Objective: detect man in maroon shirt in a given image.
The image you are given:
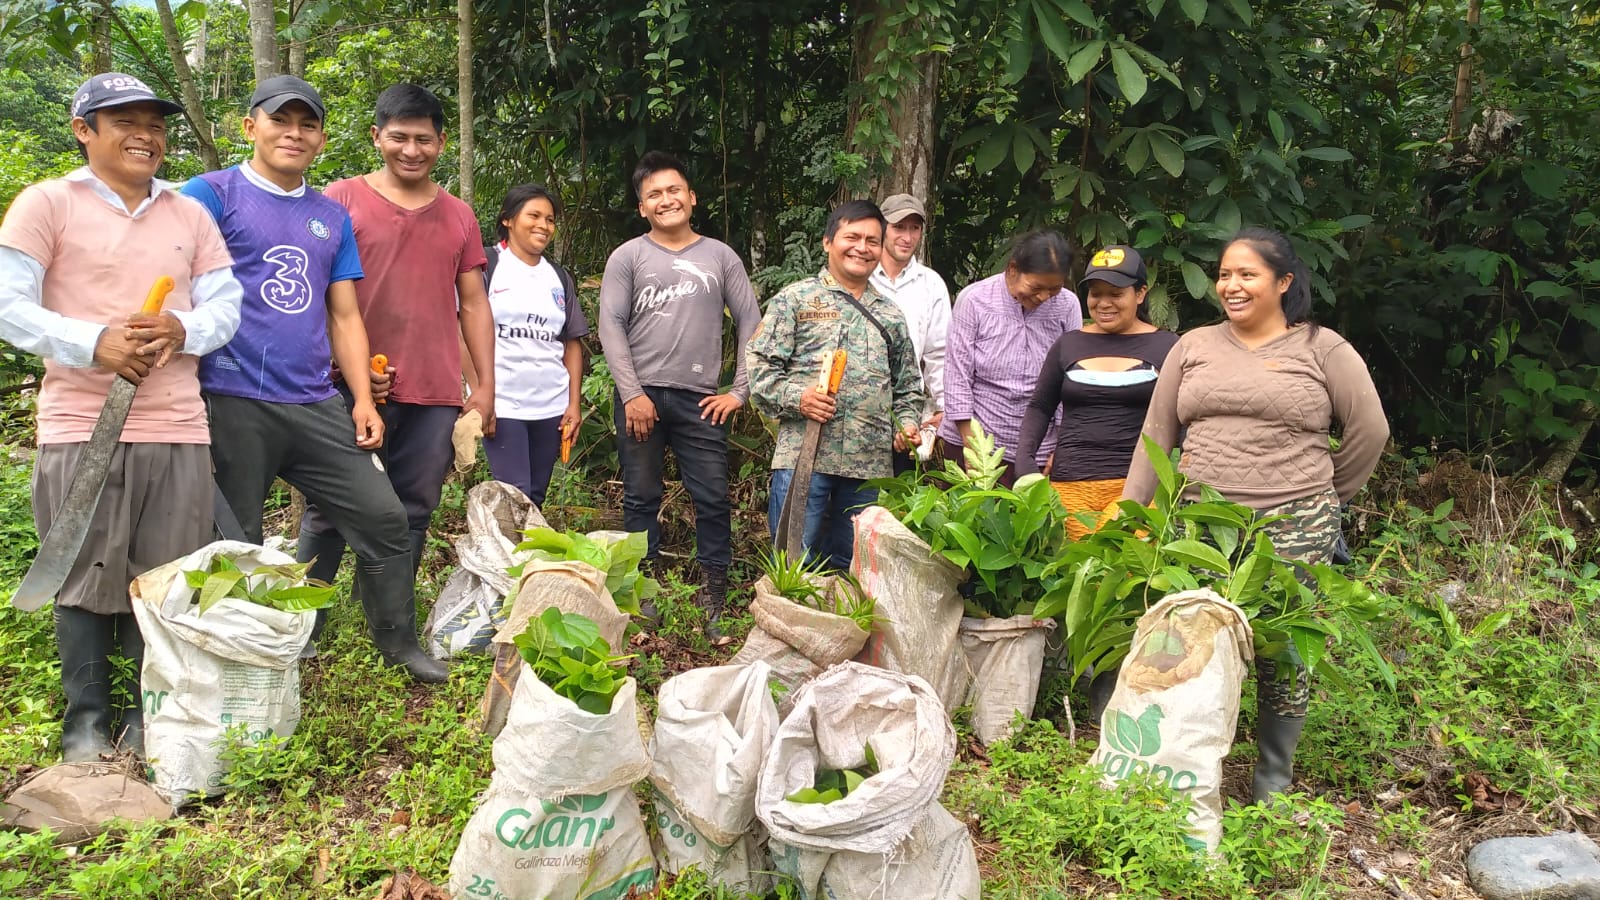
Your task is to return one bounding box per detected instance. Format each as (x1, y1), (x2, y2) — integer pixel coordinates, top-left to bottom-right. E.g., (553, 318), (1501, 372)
(298, 84), (495, 657)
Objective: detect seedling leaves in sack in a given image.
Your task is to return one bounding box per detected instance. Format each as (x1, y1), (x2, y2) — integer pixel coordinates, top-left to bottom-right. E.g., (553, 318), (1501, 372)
(509, 527), (659, 615)
(512, 608), (634, 714)
(181, 556), (336, 615)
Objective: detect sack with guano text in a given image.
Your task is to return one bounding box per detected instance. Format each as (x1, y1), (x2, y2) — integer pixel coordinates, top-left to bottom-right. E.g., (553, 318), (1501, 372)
(1088, 588), (1253, 852)
(648, 662), (780, 893)
(449, 661), (655, 899)
(129, 541), (315, 811)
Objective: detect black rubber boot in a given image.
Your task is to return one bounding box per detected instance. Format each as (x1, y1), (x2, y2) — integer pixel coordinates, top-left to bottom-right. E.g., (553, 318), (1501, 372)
(637, 557), (663, 626)
(355, 553), (449, 683)
(298, 527), (347, 586)
(406, 529), (427, 581)
(299, 608), (330, 660)
(1252, 707), (1307, 803)
(700, 565), (729, 640)
(1088, 669), (1118, 724)
(54, 606), (116, 762)
(112, 613), (145, 757)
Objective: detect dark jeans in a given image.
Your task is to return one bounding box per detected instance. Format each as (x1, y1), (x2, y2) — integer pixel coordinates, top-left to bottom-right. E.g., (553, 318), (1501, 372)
(483, 416), (562, 507)
(615, 386), (731, 569)
(300, 389), (459, 578)
(206, 393), (410, 560)
(767, 468), (877, 571)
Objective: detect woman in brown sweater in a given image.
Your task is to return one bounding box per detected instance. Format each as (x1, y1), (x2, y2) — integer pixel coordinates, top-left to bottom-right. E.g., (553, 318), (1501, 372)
(1123, 227), (1389, 803)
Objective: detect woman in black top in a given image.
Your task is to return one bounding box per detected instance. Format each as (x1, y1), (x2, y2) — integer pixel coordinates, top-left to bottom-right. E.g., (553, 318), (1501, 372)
(1015, 245), (1178, 539)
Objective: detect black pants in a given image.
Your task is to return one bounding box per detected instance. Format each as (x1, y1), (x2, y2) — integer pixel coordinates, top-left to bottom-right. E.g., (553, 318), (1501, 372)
(206, 392), (409, 561)
(298, 390), (458, 569)
(483, 416), (562, 507)
(614, 386), (731, 568)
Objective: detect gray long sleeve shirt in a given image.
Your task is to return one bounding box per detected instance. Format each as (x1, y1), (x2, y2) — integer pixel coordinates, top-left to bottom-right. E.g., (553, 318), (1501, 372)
(597, 234), (762, 403)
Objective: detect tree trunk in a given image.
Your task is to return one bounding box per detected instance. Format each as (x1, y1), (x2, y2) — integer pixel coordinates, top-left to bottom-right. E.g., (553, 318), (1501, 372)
(152, 0), (221, 170)
(456, 0), (475, 207)
(1447, 0), (1482, 142)
(89, 1), (114, 74)
(842, 0), (942, 206)
(247, 0), (279, 84)
(288, 40), (306, 77)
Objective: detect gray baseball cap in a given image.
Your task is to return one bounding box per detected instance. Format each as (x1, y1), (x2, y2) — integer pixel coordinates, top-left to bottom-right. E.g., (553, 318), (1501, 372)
(70, 73), (183, 120)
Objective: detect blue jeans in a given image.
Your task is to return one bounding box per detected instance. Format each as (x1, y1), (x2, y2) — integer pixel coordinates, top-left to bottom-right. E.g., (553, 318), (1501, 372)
(483, 416), (562, 507)
(767, 469), (878, 571)
(615, 386), (731, 568)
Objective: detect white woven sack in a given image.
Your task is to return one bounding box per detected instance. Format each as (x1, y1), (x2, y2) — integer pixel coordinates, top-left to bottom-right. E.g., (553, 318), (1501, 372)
(772, 802), (980, 900)
(1088, 588), (1254, 852)
(128, 541), (314, 810)
(959, 615), (1057, 746)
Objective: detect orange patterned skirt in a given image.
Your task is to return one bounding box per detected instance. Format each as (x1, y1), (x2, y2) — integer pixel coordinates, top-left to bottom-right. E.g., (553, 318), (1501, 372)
(1051, 479), (1126, 540)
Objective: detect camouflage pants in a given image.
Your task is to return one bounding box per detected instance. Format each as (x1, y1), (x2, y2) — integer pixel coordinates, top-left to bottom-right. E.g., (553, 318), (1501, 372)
(1254, 488), (1342, 717)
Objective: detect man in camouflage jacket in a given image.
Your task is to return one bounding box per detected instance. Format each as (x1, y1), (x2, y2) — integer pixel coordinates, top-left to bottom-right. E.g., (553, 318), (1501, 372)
(746, 200), (924, 570)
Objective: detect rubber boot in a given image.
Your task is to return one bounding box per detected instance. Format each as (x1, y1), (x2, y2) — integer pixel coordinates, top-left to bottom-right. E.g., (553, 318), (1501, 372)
(700, 565), (729, 640)
(299, 608), (330, 660)
(637, 557), (663, 626)
(407, 529), (427, 581)
(112, 613), (145, 757)
(1252, 707), (1307, 803)
(1087, 669), (1118, 725)
(354, 553), (449, 683)
(54, 606), (116, 762)
(298, 527), (347, 586)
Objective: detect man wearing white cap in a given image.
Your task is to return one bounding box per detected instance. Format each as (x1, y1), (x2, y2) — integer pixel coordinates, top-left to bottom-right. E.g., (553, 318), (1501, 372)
(870, 193), (950, 474)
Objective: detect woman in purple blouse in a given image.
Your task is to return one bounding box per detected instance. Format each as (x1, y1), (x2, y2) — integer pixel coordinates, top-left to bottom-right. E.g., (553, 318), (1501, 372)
(937, 230), (1082, 486)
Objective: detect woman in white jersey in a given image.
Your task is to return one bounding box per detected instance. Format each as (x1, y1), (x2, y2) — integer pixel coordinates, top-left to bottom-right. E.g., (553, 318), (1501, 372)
(474, 184), (588, 506)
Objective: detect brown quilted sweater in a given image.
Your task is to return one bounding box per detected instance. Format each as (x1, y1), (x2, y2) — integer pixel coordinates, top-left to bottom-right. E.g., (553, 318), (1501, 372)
(1122, 322), (1389, 509)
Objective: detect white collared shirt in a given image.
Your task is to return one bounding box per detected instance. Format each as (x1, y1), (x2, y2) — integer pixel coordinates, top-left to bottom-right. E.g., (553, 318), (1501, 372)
(0, 166), (243, 367)
(871, 255), (951, 457)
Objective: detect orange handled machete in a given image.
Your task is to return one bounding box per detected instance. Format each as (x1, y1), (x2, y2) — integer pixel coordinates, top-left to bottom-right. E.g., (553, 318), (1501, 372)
(774, 349), (848, 561)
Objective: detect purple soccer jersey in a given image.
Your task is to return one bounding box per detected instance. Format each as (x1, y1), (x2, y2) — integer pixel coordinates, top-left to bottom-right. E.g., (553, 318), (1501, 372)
(183, 166), (363, 403)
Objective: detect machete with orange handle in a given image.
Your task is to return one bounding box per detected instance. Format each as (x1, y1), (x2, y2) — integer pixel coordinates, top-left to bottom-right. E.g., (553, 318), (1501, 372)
(370, 354), (389, 404)
(774, 348), (848, 561)
(560, 422), (575, 464)
(13, 276), (176, 611)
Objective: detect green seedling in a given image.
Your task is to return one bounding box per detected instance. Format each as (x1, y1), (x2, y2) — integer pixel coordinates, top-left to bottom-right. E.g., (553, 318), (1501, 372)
(509, 527), (660, 616)
(756, 546), (878, 632)
(181, 557), (336, 615)
(786, 741), (879, 804)
(512, 607), (634, 714)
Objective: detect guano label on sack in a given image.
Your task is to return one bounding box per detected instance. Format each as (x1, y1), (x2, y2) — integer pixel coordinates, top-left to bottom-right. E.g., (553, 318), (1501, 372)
(1094, 702), (1200, 793)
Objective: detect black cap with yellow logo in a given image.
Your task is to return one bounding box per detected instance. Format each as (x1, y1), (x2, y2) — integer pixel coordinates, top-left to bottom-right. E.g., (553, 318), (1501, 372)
(1079, 245), (1147, 294)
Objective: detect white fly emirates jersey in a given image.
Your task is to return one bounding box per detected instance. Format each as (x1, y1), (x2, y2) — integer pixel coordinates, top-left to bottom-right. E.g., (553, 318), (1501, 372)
(487, 246), (590, 420)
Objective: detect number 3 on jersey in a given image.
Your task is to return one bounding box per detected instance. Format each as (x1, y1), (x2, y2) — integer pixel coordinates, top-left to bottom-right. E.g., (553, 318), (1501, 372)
(261, 244), (313, 314)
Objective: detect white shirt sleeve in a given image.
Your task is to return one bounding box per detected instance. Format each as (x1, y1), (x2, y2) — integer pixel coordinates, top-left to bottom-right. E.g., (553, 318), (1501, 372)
(922, 274), (952, 411)
(167, 266), (244, 357)
(0, 246), (107, 368)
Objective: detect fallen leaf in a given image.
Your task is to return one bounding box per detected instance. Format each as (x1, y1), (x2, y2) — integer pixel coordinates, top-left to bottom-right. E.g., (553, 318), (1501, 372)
(389, 810), (411, 826)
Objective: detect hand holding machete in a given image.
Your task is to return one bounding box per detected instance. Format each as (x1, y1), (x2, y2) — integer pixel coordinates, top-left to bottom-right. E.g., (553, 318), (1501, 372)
(13, 275), (177, 612)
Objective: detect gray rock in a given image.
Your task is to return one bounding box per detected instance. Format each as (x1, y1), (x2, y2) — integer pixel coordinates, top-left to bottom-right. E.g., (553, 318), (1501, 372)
(1467, 832), (1600, 900)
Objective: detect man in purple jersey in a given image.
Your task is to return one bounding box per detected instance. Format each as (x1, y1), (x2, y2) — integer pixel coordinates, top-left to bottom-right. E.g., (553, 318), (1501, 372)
(181, 76), (447, 683)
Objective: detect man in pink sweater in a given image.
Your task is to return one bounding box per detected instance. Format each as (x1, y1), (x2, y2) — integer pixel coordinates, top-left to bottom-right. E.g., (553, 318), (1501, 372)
(0, 74), (242, 760)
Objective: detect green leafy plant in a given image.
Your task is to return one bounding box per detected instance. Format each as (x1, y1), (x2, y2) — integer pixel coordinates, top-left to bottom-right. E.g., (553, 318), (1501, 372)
(512, 608), (633, 714)
(871, 422), (1069, 618)
(509, 527), (660, 615)
(181, 557), (337, 615)
(755, 546), (877, 632)
(1031, 437), (1391, 692)
(784, 741), (879, 804)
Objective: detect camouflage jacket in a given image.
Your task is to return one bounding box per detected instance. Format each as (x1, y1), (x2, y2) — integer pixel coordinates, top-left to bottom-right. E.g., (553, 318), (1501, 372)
(746, 270), (925, 480)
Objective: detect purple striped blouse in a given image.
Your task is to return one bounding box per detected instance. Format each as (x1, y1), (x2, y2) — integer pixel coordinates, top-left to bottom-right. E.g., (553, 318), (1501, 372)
(937, 271), (1082, 465)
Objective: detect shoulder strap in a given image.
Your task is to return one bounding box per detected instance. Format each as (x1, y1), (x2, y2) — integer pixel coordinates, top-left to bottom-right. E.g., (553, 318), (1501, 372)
(547, 257), (578, 305)
(482, 244), (498, 290)
(838, 291), (892, 350)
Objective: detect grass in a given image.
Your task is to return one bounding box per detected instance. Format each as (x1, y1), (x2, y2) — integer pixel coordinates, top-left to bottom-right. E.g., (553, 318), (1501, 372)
(2, 447), (1598, 897)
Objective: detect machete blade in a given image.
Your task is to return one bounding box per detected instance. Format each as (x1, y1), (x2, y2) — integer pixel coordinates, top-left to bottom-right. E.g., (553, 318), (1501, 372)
(11, 377), (138, 611)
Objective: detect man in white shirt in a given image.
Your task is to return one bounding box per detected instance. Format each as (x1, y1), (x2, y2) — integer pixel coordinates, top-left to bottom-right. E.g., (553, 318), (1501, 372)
(869, 193), (950, 474)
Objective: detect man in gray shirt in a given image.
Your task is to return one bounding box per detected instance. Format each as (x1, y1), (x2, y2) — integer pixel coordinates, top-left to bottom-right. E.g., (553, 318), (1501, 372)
(598, 151), (760, 634)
